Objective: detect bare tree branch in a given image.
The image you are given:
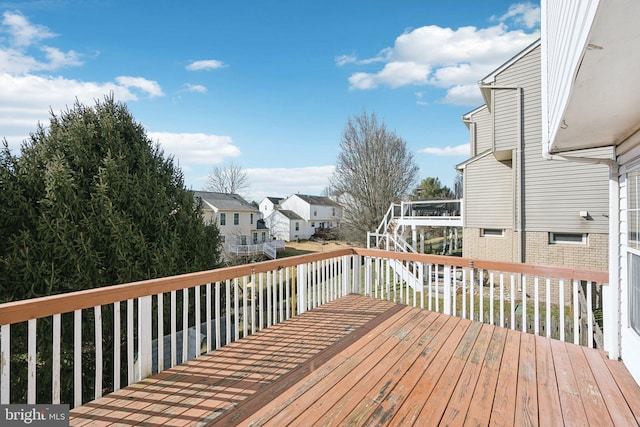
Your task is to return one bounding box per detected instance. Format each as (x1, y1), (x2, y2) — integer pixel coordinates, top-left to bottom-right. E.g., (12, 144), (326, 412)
(205, 161), (248, 194)
(329, 110), (419, 243)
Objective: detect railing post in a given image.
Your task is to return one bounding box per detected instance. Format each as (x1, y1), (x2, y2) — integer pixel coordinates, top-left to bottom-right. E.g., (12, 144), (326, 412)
(138, 295), (153, 381)
(444, 266), (451, 315)
(297, 263), (306, 314)
(364, 257), (371, 296)
(1, 324), (9, 404)
(342, 255), (349, 296)
(354, 255), (361, 294)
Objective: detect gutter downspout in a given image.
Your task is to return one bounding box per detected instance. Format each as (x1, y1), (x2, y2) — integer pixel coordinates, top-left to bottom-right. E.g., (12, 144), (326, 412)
(479, 85), (524, 264)
(544, 153), (620, 359)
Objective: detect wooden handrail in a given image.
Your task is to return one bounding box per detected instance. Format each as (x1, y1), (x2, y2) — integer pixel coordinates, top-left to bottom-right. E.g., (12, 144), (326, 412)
(354, 248), (609, 283)
(0, 247), (608, 326)
(0, 249), (353, 326)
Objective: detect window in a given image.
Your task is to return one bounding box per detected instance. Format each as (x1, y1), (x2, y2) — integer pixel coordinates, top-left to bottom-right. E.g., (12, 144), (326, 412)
(313, 209), (317, 217)
(311, 222), (315, 228)
(628, 168), (640, 334)
(253, 233), (258, 244)
(220, 235), (226, 243)
(234, 213), (239, 225)
(220, 213), (226, 226)
(332, 207), (335, 216)
(481, 228), (504, 237)
(261, 232), (266, 242)
(295, 222), (300, 231)
(251, 213), (254, 224)
(549, 232), (587, 244)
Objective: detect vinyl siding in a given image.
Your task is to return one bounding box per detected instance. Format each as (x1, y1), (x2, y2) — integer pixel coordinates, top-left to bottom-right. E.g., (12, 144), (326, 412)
(493, 46), (540, 153)
(472, 107), (492, 154)
(493, 89), (519, 152)
(543, 1), (600, 146)
(524, 145), (611, 233)
(491, 44), (609, 234)
(464, 154), (513, 229)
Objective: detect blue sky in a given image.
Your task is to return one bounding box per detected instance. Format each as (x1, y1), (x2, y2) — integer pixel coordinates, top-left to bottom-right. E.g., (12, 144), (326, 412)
(0, 1), (540, 202)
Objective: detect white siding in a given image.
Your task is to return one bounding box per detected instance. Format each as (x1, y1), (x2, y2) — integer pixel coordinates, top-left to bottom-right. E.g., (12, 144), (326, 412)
(542, 0), (600, 148)
(266, 211), (292, 241)
(619, 146), (640, 385)
(280, 196), (311, 220)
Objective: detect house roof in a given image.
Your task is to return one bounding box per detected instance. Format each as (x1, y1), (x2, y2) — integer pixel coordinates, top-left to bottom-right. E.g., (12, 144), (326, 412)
(455, 149), (493, 171)
(266, 197), (284, 205)
(461, 104), (488, 129)
(293, 194), (341, 207)
(276, 210), (304, 220)
(194, 191), (257, 212)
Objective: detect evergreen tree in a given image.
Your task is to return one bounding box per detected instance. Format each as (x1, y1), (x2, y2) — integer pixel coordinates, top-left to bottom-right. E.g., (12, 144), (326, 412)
(0, 96), (221, 403)
(411, 177), (454, 200)
(0, 96), (220, 300)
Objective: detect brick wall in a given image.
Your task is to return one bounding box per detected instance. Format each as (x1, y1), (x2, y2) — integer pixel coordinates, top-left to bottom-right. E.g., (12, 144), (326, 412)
(463, 229), (607, 304)
(462, 227), (516, 262)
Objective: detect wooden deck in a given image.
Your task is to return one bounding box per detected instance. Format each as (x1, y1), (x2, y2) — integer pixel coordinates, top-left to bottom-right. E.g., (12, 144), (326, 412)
(70, 294), (640, 426)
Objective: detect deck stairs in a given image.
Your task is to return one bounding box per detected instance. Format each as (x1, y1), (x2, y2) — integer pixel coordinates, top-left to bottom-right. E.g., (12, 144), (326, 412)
(367, 199), (463, 293)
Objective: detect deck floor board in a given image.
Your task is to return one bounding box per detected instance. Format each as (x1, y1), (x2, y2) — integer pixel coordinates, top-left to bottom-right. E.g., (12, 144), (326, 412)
(68, 294), (640, 426)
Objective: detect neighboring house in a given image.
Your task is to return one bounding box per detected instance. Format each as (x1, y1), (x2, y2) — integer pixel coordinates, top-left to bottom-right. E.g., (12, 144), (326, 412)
(258, 196), (284, 219)
(266, 209), (305, 242)
(279, 194), (342, 240)
(540, 0), (640, 383)
(194, 191), (268, 249)
(458, 39), (611, 281)
(263, 194), (343, 241)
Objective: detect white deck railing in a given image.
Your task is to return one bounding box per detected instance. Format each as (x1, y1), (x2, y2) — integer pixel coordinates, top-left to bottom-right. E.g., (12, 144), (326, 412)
(0, 248), (607, 407)
(227, 240), (285, 259)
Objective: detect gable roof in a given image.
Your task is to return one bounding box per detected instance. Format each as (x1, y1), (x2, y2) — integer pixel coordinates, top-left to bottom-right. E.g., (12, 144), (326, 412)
(275, 210), (304, 221)
(266, 197), (284, 204)
(479, 39), (541, 107)
(461, 104), (489, 128)
(194, 191), (257, 212)
(479, 39), (541, 85)
(455, 149), (493, 171)
(293, 194), (341, 207)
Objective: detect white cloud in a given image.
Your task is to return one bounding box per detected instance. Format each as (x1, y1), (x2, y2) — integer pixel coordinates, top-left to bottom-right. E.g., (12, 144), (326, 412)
(350, 61), (431, 90)
(245, 166), (335, 202)
(340, 3), (539, 105)
(0, 11), (82, 72)
(115, 76), (164, 97)
(183, 83), (207, 93)
(148, 131), (240, 165)
(1, 11), (55, 47)
(441, 84), (484, 106)
(335, 54), (357, 67)
(0, 73), (165, 149)
(493, 3), (540, 29)
(419, 144), (469, 157)
(186, 59), (227, 71)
